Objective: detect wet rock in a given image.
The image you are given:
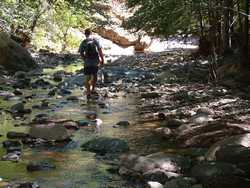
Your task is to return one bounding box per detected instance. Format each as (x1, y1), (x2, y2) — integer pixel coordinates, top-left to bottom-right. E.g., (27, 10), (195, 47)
(62, 121), (79, 130)
(10, 102), (31, 115)
(191, 162), (245, 184)
(10, 102), (25, 113)
(21, 137), (48, 147)
(141, 92), (160, 99)
(175, 121), (250, 148)
(215, 145), (250, 164)
(143, 169), (181, 184)
(14, 71), (26, 79)
(7, 132), (29, 139)
(154, 127), (173, 138)
(191, 184), (203, 188)
(77, 120), (90, 127)
(13, 78), (31, 89)
(32, 113), (50, 124)
(158, 113), (166, 120)
(48, 88), (57, 96)
(29, 123), (71, 141)
(27, 161), (56, 172)
(1, 153), (20, 162)
(120, 152), (191, 180)
(160, 118), (183, 129)
(146, 152), (191, 173)
(53, 71), (64, 82)
(59, 88), (72, 95)
(164, 177), (196, 188)
(190, 113), (211, 124)
(32, 100), (49, 109)
(31, 78), (51, 89)
(147, 181), (164, 188)
(98, 101), (107, 108)
(205, 133), (250, 161)
(16, 182), (39, 188)
(0, 91), (15, 99)
(13, 89), (23, 96)
(3, 140), (22, 148)
(116, 121), (130, 127)
(196, 108), (213, 116)
(81, 137), (129, 155)
(67, 96), (79, 101)
(3, 140), (22, 154)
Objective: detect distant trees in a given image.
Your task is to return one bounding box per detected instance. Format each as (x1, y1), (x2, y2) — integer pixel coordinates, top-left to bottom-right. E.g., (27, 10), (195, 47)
(0, 0), (94, 51)
(124, 0), (250, 67)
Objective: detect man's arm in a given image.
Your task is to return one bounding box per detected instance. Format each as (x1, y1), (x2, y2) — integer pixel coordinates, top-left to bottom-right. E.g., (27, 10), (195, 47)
(94, 39), (104, 65)
(78, 41), (85, 59)
(98, 48), (104, 65)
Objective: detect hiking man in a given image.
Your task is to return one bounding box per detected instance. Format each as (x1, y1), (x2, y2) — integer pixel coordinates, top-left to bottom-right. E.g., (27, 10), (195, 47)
(79, 28), (104, 99)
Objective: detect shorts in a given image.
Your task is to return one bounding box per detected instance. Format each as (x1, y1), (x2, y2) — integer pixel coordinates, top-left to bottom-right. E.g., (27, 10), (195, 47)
(84, 66), (98, 75)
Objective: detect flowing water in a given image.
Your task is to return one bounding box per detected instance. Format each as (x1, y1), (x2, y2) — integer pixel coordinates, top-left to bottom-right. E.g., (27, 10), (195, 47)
(0, 62), (166, 188)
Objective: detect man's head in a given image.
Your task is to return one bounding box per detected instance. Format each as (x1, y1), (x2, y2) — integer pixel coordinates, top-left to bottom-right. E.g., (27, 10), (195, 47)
(84, 28), (91, 37)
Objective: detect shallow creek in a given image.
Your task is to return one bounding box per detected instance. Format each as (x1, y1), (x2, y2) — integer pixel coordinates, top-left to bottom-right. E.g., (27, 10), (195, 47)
(0, 62), (169, 188)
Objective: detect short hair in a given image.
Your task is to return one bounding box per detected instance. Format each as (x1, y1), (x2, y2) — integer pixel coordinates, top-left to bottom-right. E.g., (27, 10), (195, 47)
(85, 28), (91, 36)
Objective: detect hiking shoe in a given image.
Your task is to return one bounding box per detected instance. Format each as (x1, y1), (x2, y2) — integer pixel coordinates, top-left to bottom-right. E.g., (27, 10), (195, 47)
(87, 94), (91, 100)
(91, 90), (99, 95)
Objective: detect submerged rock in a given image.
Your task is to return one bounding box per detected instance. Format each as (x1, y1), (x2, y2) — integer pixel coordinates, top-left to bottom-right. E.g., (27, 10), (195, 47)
(29, 123), (71, 141)
(81, 137), (129, 155)
(1, 153), (20, 162)
(191, 161), (245, 184)
(27, 161), (56, 172)
(115, 121), (130, 127)
(164, 177), (196, 188)
(119, 152), (191, 183)
(205, 133), (250, 161)
(7, 132), (29, 139)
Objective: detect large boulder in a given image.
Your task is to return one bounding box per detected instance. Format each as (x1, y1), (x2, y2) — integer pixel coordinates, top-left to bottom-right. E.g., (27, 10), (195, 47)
(191, 162), (250, 188)
(119, 152), (191, 183)
(175, 121), (250, 148)
(205, 133), (250, 161)
(81, 137), (129, 155)
(0, 32), (37, 73)
(29, 123), (71, 141)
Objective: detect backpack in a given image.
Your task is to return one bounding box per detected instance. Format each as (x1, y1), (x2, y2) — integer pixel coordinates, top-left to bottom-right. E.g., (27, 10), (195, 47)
(84, 39), (99, 58)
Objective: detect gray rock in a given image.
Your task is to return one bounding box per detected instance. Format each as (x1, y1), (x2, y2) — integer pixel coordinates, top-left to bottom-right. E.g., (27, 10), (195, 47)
(81, 137), (129, 155)
(0, 32), (37, 73)
(1, 153), (20, 162)
(10, 102), (25, 113)
(205, 133), (250, 161)
(7, 132), (28, 139)
(119, 152), (191, 181)
(27, 161), (56, 172)
(164, 177), (196, 188)
(29, 123), (71, 141)
(116, 121), (130, 127)
(143, 169), (181, 184)
(141, 92), (160, 99)
(191, 162), (245, 183)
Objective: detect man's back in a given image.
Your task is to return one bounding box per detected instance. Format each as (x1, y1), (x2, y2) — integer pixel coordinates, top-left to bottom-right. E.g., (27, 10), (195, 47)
(79, 37), (101, 67)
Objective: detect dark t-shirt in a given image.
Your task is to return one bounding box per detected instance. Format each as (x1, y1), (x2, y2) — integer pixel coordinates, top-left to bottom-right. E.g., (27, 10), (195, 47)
(78, 37), (101, 67)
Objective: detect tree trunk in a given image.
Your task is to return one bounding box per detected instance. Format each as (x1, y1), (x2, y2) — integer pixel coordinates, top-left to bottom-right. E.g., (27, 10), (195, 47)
(223, 0), (231, 54)
(242, 0), (249, 67)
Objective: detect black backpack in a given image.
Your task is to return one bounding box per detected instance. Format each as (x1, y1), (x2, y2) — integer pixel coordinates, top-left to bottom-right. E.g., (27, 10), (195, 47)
(84, 39), (99, 58)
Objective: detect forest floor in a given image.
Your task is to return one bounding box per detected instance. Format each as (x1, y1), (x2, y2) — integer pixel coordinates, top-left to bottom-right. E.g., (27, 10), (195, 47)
(1, 50), (250, 188)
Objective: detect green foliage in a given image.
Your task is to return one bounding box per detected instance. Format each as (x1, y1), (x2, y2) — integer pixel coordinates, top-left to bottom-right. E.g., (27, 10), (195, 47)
(124, 0), (197, 37)
(0, 0), (96, 51)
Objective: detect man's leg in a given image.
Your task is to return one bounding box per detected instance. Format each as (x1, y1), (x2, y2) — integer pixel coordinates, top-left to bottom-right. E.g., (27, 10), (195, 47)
(91, 74), (97, 93)
(90, 66), (98, 93)
(85, 75), (91, 96)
